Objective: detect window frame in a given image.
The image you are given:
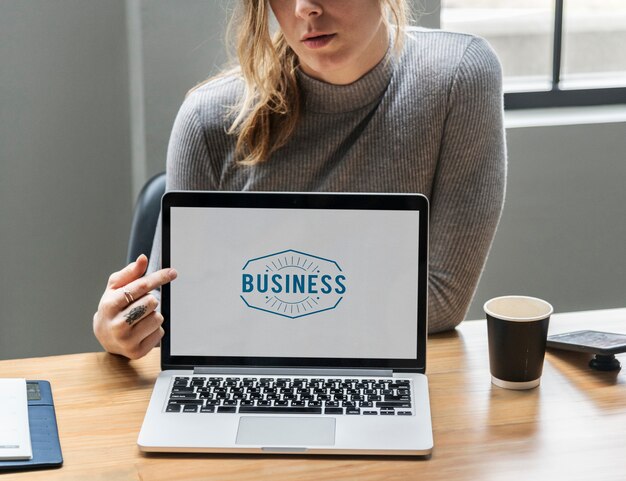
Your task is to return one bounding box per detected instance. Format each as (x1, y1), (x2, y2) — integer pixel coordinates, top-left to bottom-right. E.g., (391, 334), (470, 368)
(438, 0), (626, 110)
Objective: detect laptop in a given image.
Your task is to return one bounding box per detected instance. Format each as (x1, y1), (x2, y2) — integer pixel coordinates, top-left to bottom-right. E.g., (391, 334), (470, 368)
(138, 191), (433, 456)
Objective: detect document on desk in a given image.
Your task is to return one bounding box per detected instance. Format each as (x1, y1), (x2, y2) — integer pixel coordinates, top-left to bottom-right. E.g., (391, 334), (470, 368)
(0, 379), (32, 460)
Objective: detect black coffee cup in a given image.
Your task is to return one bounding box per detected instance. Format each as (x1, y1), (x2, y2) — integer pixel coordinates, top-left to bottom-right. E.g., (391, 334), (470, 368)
(484, 296), (553, 390)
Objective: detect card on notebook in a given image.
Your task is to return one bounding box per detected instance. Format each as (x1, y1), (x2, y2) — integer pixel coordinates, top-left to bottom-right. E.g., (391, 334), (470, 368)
(0, 378), (32, 461)
(0, 381), (63, 472)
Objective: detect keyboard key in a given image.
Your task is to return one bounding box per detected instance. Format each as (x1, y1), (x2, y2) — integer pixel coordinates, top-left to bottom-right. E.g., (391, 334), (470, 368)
(390, 381), (410, 389)
(200, 406), (215, 413)
(383, 395), (411, 402)
(217, 406), (237, 413)
(346, 409), (360, 415)
(168, 399), (203, 405)
(183, 405), (198, 413)
(380, 410), (395, 415)
(376, 401), (412, 409)
(166, 404), (181, 413)
(169, 393), (198, 400)
(324, 407), (343, 415)
(363, 411), (378, 415)
(171, 387), (194, 393)
(239, 406), (322, 414)
(397, 411), (412, 416)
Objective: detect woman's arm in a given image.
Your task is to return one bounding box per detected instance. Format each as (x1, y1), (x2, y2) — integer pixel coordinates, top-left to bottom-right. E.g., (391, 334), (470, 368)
(146, 92), (218, 282)
(428, 37), (507, 333)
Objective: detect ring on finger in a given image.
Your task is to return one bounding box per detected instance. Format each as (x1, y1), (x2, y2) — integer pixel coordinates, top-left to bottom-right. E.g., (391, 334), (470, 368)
(123, 289), (135, 305)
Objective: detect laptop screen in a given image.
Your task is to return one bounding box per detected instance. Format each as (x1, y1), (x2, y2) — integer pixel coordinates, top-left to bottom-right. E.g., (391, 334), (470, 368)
(161, 192), (428, 372)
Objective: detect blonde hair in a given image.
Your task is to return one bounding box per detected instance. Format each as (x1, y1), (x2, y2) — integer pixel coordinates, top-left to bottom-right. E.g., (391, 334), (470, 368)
(193, 0), (410, 166)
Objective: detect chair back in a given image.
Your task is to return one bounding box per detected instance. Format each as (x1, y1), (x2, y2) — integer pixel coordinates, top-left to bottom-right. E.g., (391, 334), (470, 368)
(127, 172), (166, 264)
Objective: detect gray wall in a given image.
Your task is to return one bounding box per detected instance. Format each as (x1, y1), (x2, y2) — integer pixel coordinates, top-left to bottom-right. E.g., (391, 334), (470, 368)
(131, 0), (231, 190)
(0, 1), (624, 360)
(467, 122), (626, 320)
(0, 1), (132, 360)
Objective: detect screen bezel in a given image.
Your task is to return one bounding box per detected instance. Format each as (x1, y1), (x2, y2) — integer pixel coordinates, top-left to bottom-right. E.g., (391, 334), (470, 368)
(160, 191), (428, 373)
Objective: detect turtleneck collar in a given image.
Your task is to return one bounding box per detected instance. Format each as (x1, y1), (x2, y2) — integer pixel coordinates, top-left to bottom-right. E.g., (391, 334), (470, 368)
(296, 40), (396, 114)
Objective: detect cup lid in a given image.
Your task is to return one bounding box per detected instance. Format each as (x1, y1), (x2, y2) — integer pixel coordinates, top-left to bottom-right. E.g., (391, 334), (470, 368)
(484, 295), (553, 322)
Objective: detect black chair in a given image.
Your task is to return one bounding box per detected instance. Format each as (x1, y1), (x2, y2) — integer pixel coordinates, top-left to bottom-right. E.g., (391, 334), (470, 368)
(127, 172), (166, 264)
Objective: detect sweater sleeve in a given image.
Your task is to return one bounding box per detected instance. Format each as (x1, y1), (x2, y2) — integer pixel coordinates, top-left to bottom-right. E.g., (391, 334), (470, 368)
(146, 93), (217, 284)
(427, 37), (507, 333)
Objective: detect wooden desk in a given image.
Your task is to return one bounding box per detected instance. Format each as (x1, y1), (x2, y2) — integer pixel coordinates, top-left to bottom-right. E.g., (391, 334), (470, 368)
(1, 308), (625, 481)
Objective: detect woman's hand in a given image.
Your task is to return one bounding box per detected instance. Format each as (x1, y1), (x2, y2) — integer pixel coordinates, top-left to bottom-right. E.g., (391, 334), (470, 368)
(93, 254), (178, 360)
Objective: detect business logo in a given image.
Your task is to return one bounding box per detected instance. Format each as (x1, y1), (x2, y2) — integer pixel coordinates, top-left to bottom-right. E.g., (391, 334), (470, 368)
(240, 249), (346, 319)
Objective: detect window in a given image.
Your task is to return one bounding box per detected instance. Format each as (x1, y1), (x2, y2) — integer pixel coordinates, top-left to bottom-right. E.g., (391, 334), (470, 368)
(440, 0), (626, 109)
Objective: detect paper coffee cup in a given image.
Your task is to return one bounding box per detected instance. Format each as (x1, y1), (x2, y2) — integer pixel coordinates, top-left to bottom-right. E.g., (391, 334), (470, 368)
(484, 296), (553, 390)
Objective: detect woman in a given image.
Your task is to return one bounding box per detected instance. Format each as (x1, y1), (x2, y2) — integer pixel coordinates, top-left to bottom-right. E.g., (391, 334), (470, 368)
(94, 0), (506, 359)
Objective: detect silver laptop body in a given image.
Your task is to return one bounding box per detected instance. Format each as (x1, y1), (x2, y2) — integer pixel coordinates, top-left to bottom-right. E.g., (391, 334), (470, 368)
(138, 191), (433, 456)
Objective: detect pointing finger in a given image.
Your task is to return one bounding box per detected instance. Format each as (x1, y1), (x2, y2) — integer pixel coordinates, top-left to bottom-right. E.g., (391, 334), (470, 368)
(107, 254), (149, 290)
(115, 267), (177, 310)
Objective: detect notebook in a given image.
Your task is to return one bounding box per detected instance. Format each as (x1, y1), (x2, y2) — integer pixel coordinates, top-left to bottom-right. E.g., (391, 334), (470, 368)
(138, 191), (433, 455)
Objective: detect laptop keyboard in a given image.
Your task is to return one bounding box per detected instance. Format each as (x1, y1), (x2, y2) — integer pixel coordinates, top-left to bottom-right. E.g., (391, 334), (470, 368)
(165, 376), (413, 416)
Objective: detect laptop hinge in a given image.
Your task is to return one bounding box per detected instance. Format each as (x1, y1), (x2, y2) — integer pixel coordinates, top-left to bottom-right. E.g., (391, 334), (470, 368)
(193, 367), (394, 377)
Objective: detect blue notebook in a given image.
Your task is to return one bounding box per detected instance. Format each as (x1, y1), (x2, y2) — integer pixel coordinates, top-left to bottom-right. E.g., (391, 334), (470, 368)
(0, 381), (63, 471)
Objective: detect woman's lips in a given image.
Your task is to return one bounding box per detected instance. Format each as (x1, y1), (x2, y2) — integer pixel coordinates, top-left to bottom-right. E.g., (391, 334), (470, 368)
(302, 33), (336, 49)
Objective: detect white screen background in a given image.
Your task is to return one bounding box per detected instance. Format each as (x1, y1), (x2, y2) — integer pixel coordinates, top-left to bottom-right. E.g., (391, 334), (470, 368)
(169, 206), (419, 359)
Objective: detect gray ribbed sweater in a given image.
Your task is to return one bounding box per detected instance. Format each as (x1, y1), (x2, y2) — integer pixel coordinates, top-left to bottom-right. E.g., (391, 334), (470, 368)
(149, 27), (507, 334)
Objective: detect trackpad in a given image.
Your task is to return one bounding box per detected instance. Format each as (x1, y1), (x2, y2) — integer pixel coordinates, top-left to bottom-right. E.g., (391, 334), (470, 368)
(236, 417), (336, 446)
